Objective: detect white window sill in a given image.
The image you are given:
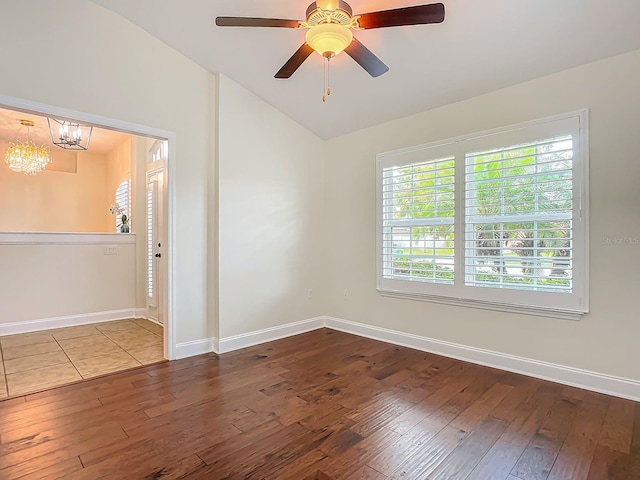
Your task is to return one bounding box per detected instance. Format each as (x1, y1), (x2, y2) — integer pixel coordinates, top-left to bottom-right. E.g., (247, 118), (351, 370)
(0, 232), (136, 245)
(377, 288), (585, 321)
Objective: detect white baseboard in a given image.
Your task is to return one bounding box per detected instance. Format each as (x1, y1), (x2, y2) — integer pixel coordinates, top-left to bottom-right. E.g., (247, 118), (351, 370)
(9, 307), (636, 401)
(217, 317), (325, 354)
(324, 316), (640, 402)
(144, 317), (165, 327)
(134, 308), (148, 319)
(175, 337), (219, 359)
(0, 309), (141, 336)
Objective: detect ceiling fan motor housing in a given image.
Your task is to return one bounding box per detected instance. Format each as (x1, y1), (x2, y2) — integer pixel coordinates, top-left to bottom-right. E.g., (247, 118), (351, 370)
(305, 1), (353, 24)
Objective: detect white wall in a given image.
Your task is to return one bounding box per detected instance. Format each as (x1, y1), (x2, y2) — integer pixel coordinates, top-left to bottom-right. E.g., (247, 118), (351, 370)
(0, 0), (214, 344)
(324, 49), (640, 381)
(0, 242), (135, 325)
(217, 75), (326, 338)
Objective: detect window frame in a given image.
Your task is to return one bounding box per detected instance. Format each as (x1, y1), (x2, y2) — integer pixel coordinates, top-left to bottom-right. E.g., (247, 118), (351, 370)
(376, 110), (589, 320)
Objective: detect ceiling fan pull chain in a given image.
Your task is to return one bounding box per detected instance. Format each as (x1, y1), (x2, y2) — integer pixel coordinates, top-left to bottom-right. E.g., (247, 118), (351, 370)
(323, 56), (327, 102)
(322, 56), (332, 102)
(327, 57), (332, 96)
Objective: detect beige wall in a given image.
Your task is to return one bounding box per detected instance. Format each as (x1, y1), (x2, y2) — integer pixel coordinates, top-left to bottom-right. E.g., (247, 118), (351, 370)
(0, 140), (111, 233)
(217, 75), (326, 338)
(324, 49), (640, 381)
(0, 242), (136, 324)
(105, 137), (133, 231)
(0, 0), (214, 343)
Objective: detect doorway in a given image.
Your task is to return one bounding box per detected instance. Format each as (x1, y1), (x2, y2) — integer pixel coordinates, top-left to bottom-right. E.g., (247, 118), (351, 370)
(146, 142), (167, 328)
(0, 94), (175, 398)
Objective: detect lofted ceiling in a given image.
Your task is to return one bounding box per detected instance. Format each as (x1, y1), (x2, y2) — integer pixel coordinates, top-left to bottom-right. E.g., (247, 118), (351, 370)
(88, 0), (640, 139)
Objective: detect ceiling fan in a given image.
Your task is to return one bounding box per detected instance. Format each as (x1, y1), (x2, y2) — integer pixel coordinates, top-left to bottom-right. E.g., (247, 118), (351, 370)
(216, 1), (445, 97)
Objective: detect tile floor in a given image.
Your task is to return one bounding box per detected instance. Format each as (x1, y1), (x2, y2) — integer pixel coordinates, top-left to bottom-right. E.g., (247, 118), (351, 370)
(0, 319), (164, 398)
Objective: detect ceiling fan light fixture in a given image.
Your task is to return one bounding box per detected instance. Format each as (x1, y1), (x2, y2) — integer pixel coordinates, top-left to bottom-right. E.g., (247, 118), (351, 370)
(305, 23), (353, 57)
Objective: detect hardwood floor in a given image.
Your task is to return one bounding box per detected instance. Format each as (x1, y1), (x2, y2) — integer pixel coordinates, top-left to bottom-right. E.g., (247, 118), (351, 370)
(0, 328), (637, 479)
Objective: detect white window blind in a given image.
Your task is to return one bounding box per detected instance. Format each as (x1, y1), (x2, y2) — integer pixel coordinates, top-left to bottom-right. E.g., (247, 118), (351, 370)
(376, 110), (588, 319)
(465, 136), (574, 293)
(115, 177), (131, 232)
(147, 183), (155, 301)
(382, 157), (455, 284)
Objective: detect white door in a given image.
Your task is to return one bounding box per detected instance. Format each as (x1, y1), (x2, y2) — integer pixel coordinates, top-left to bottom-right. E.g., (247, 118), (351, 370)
(146, 169), (165, 325)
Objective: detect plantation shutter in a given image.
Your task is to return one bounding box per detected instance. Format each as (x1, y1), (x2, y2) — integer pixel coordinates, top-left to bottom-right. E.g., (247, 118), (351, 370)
(464, 136), (574, 293)
(381, 156), (455, 284)
(147, 181), (156, 303)
(115, 177), (131, 232)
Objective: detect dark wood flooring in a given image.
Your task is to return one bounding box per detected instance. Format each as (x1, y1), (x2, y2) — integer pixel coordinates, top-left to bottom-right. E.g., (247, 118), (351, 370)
(0, 328), (638, 479)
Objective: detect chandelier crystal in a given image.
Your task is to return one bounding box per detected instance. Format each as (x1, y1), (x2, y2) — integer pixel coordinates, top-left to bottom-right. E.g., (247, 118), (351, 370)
(4, 120), (51, 175)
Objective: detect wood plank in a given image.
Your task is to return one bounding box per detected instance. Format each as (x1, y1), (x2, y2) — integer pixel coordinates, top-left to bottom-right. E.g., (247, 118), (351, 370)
(449, 382), (513, 432)
(387, 425), (467, 479)
(385, 363), (478, 435)
(347, 393), (416, 436)
(348, 464), (387, 479)
(586, 445), (634, 480)
(11, 455), (83, 480)
(365, 414), (451, 475)
(70, 453), (205, 480)
(258, 448), (328, 480)
(631, 403), (640, 455)
(547, 393), (609, 480)
(427, 416), (508, 479)
(466, 383), (562, 480)
(511, 394), (582, 480)
(0, 423), (128, 469)
(599, 397), (636, 454)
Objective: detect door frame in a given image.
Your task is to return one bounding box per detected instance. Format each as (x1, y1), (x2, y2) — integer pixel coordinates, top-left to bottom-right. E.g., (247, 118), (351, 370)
(0, 93), (178, 360)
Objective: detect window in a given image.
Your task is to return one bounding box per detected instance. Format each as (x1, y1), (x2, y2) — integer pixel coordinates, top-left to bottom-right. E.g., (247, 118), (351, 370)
(377, 111), (588, 319)
(114, 177), (131, 232)
(381, 156), (455, 285)
(149, 140), (168, 164)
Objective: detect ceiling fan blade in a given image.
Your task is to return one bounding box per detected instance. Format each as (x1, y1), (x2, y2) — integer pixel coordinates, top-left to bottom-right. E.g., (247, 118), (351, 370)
(344, 38), (389, 77)
(215, 17), (300, 28)
(357, 3), (445, 29)
(275, 43), (315, 78)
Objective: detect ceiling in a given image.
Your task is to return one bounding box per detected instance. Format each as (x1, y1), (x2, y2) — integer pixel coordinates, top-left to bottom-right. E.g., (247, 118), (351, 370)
(88, 0), (640, 139)
(0, 107), (131, 155)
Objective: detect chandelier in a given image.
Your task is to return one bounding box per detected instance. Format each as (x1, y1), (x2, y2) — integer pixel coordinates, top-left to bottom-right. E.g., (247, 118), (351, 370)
(4, 120), (51, 175)
(47, 118), (92, 150)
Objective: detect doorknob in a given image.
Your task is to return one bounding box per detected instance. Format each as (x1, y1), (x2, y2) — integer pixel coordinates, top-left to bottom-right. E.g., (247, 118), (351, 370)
(155, 253), (161, 258)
